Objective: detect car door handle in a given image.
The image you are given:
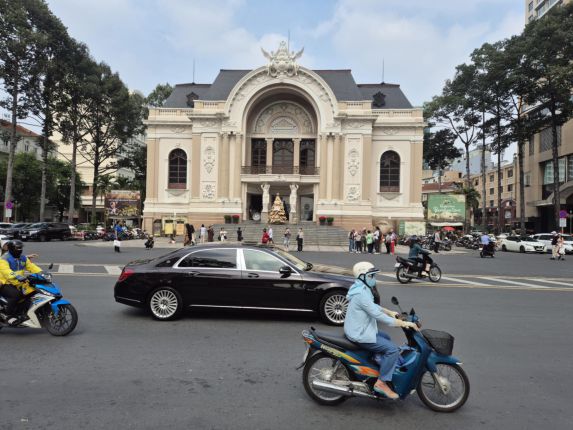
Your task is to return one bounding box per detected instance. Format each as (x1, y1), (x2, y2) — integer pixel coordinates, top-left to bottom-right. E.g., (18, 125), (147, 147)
(185, 271), (199, 277)
(247, 273), (259, 278)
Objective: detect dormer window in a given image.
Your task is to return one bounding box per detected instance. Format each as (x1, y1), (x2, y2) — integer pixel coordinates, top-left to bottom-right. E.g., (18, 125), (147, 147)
(186, 92), (199, 108)
(372, 91), (386, 108)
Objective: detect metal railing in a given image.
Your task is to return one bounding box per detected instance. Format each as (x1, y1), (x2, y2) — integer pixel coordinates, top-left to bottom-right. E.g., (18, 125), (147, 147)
(241, 166), (320, 175)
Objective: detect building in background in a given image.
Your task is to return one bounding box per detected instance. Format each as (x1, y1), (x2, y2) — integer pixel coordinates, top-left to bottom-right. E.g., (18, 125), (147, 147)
(451, 147), (495, 177)
(0, 119), (44, 161)
(143, 42), (425, 233)
(522, 0), (573, 232)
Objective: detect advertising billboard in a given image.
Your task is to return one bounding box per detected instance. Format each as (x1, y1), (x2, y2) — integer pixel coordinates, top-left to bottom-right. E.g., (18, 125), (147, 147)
(427, 194), (466, 222)
(105, 190), (141, 218)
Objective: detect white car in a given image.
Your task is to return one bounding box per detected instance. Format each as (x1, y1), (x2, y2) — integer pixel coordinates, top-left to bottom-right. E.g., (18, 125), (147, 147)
(0, 234), (9, 248)
(500, 235), (546, 253)
(532, 233), (573, 255)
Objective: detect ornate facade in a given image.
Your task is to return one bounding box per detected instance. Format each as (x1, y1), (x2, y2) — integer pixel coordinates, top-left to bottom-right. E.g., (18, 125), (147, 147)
(144, 43), (425, 232)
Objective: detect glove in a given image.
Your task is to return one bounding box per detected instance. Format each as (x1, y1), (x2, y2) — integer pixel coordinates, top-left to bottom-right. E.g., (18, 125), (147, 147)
(397, 320), (419, 331)
(15, 275), (26, 282)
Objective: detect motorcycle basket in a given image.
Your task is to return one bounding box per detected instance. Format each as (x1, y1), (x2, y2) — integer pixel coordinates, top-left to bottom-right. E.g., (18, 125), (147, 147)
(422, 329), (454, 356)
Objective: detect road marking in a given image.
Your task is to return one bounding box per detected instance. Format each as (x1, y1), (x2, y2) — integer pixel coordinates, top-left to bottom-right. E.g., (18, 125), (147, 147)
(57, 264), (74, 274)
(441, 276), (494, 286)
(477, 277), (552, 289)
(104, 265), (122, 275)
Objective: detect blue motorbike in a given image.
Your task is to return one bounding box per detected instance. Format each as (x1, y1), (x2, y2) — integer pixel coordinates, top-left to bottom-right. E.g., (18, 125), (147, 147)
(0, 265), (78, 336)
(299, 296), (469, 412)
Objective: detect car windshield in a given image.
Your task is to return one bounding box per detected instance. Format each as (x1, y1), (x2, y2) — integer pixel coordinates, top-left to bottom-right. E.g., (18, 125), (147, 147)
(28, 223), (45, 228)
(520, 236), (537, 242)
(273, 249), (310, 271)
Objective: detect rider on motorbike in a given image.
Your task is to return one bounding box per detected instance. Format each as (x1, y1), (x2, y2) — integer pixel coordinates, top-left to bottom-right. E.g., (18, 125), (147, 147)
(0, 240), (42, 326)
(344, 262), (419, 399)
(408, 235), (431, 276)
(480, 233), (494, 253)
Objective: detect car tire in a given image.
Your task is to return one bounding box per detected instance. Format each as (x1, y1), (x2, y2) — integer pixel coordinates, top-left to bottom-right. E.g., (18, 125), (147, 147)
(148, 287), (183, 321)
(319, 290), (348, 326)
(501, 245), (507, 252)
(519, 246), (525, 253)
(39, 234), (48, 242)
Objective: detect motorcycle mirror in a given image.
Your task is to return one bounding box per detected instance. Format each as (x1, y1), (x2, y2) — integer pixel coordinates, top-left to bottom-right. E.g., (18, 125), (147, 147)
(391, 296), (399, 305)
(48, 263), (54, 270)
(410, 307), (416, 315)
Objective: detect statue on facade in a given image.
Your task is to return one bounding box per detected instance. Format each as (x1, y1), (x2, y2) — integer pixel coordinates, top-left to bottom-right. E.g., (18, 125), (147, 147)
(269, 194), (288, 224)
(261, 41), (304, 78)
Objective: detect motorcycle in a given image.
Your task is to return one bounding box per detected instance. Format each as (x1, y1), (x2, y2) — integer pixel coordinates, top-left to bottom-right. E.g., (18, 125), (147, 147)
(394, 254), (442, 283)
(479, 242), (496, 258)
(299, 296), (469, 412)
(0, 265), (78, 336)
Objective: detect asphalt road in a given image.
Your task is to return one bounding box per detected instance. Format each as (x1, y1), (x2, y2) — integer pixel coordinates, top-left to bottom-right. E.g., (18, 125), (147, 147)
(1, 241), (572, 429)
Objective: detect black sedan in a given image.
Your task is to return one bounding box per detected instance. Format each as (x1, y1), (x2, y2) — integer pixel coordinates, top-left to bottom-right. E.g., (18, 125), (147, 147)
(114, 244), (355, 325)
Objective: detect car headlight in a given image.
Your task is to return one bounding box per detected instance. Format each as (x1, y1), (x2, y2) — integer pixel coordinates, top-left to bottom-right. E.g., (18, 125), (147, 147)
(29, 230), (38, 234)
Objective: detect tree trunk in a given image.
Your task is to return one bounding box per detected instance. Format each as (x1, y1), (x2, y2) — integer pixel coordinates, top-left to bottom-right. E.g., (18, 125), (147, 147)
(68, 138), (78, 223)
(438, 168), (442, 193)
(4, 72), (19, 222)
(496, 117), (503, 234)
(517, 137), (526, 234)
(551, 115), (560, 231)
(91, 160), (99, 224)
(464, 143), (471, 233)
(481, 110), (487, 232)
(39, 135), (48, 221)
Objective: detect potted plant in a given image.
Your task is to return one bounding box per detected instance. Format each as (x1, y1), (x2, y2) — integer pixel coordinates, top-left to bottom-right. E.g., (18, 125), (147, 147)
(326, 217), (334, 226)
(319, 216), (326, 225)
(224, 215), (232, 224)
(232, 214), (240, 224)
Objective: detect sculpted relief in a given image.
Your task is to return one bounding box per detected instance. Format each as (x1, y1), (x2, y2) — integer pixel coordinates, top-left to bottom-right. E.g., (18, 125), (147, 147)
(253, 102), (313, 135)
(347, 149), (360, 177)
(203, 146), (216, 173)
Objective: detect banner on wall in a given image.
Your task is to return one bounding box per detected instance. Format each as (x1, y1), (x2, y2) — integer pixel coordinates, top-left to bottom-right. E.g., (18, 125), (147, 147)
(105, 190), (141, 218)
(427, 194), (466, 222)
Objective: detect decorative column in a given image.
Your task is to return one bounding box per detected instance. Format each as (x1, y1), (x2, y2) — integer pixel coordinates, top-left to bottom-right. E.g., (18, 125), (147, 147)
(293, 138), (301, 172)
(228, 132), (236, 198)
(289, 184), (299, 224)
(265, 138), (273, 173)
(261, 183), (270, 223)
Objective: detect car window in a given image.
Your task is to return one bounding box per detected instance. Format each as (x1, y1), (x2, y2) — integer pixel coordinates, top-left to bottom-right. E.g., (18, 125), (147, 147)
(243, 249), (285, 272)
(561, 235), (573, 241)
(179, 249), (237, 268)
(507, 237), (516, 241)
(521, 236), (537, 242)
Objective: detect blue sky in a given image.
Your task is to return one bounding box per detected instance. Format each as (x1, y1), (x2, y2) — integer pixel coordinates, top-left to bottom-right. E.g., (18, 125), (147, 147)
(45, 0), (524, 106)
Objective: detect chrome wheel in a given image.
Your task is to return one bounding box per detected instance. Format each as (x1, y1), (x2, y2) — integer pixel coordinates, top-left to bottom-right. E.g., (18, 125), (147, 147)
(149, 288), (181, 320)
(321, 293), (348, 325)
(303, 353), (350, 405)
(396, 266), (411, 284)
(417, 363), (469, 412)
(429, 266), (442, 283)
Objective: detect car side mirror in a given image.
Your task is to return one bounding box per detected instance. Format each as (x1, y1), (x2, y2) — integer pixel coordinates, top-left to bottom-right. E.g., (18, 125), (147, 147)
(279, 266), (292, 276)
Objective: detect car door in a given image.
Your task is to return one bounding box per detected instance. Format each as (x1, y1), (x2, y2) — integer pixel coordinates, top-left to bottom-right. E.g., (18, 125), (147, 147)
(238, 248), (307, 309)
(505, 236), (518, 251)
(171, 248), (242, 307)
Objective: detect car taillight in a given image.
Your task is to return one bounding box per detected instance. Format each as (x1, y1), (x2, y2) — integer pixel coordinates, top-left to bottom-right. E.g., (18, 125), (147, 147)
(118, 267), (134, 282)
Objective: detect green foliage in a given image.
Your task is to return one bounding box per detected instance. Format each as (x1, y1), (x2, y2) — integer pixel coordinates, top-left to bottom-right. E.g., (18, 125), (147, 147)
(423, 128), (461, 172)
(145, 83), (173, 108)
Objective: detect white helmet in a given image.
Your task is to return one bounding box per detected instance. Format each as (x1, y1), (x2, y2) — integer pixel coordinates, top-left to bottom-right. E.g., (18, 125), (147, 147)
(353, 261), (379, 279)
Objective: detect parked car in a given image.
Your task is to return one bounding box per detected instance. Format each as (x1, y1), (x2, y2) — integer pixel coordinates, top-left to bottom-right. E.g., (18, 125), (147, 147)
(0, 222), (13, 235)
(499, 235), (546, 253)
(0, 234), (9, 247)
(531, 233), (573, 254)
(5, 223), (32, 239)
(20, 222), (72, 242)
(114, 244), (356, 325)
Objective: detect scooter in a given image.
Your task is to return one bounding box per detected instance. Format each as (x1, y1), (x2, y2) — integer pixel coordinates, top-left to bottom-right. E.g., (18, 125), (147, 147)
(479, 242), (496, 258)
(394, 254), (442, 283)
(0, 265), (78, 336)
(299, 296), (469, 412)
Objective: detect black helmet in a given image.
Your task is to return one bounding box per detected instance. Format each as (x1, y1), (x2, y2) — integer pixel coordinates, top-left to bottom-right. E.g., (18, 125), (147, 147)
(7, 240), (24, 258)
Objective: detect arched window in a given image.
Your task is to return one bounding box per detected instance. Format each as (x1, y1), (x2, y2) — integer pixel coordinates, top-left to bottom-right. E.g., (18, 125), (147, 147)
(168, 149), (187, 189)
(379, 151), (400, 192)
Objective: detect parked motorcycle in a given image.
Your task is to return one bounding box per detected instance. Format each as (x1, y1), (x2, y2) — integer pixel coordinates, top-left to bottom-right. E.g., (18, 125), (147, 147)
(299, 296), (469, 412)
(0, 265), (78, 336)
(394, 255), (442, 283)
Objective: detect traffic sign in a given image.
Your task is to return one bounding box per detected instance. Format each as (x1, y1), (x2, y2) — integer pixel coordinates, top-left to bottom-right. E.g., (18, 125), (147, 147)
(4, 208), (12, 218)
(5, 201), (13, 209)
(559, 218), (567, 228)
(559, 210), (568, 218)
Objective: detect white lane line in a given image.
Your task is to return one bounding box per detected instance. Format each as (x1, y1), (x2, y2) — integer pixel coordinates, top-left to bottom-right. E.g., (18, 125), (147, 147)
(536, 279), (573, 287)
(477, 277), (552, 289)
(104, 265), (122, 275)
(57, 264), (74, 274)
(441, 276), (494, 286)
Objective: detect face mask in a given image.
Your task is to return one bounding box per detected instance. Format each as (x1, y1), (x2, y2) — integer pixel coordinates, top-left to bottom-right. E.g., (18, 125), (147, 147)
(366, 274), (377, 288)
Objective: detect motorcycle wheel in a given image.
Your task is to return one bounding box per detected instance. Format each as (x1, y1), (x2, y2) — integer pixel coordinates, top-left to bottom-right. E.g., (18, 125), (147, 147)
(302, 352), (349, 406)
(45, 304), (78, 336)
(396, 266), (412, 284)
(479, 251), (484, 258)
(428, 266), (442, 283)
(417, 363), (470, 412)
(444, 244), (451, 251)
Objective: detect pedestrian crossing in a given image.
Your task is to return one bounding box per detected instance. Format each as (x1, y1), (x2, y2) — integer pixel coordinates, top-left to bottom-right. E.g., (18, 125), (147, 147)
(379, 272), (573, 292)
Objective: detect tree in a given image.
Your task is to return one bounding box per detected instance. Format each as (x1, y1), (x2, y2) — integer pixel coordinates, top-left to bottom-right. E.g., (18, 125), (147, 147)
(520, 3), (573, 230)
(145, 83), (173, 108)
(423, 125), (461, 193)
(0, 0), (45, 220)
(46, 157), (82, 221)
(0, 152), (41, 220)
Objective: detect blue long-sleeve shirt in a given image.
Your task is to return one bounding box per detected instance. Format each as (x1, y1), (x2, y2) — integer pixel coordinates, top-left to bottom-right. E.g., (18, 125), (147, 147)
(408, 243), (425, 259)
(344, 281), (399, 344)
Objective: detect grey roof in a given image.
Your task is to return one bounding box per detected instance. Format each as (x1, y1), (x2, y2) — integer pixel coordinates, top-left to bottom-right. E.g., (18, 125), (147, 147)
(164, 69), (413, 108)
(357, 84), (413, 109)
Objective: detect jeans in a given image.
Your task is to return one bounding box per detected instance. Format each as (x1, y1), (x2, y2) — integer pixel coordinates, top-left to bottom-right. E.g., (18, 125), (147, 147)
(357, 331), (400, 381)
(348, 239), (354, 252)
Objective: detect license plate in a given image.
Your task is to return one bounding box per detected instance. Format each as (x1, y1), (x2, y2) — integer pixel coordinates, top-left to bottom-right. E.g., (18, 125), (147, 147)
(394, 263), (401, 268)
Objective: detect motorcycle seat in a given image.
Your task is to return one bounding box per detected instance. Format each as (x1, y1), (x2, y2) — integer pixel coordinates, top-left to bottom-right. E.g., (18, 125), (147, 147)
(313, 329), (363, 351)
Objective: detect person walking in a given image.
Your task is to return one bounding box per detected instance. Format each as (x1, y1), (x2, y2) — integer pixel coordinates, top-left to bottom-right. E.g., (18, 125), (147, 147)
(361, 228), (367, 254)
(219, 227), (227, 242)
(374, 227), (381, 254)
(366, 230), (374, 254)
(189, 224), (196, 245)
(348, 229), (356, 253)
(207, 225), (215, 242)
(433, 229), (442, 253)
(385, 230), (393, 254)
(114, 237), (121, 253)
(200, 224), (207, 243)
(390, 230), (397, 256)
(268, 226), (274, 244)
(237, 227), (243, 242)
(557, 234), (566, 261)
(355, 230), (362, 253)
(261, 228), (270, 244)
(550, 231), (559, 260)
(183, 223), (191, 246)
(283, 228), (291, 251)
(296, 228), (304, 252)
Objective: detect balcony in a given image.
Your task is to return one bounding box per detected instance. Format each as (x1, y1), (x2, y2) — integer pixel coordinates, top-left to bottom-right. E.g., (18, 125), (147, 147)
(241, 166), (320, 175)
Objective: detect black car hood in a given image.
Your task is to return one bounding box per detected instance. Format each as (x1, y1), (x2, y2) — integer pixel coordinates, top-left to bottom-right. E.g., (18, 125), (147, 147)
(306, 263), (354, 283)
